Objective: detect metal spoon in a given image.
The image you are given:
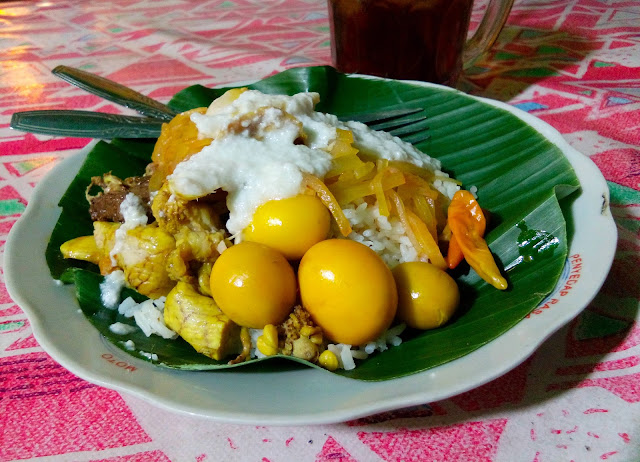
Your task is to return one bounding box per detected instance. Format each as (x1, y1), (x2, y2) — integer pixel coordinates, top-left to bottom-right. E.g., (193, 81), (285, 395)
(52, 65), (177, 121)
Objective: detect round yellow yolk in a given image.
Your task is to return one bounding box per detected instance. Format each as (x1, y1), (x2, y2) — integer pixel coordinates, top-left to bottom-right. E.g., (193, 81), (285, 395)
(210, 241), (296, 328)
(392, 261), (460, 330)
(298, 239), (398, 345)
(243, 194), (331, 260)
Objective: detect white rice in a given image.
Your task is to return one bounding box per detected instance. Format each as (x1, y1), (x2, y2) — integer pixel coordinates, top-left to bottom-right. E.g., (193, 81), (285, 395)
(118, 296), (144, 317)
(432, 177), (460, 201)
(361, 323), (406, 354)
(342, 201), (417, 268)
(139, 351), (158, 361)
(121, 340), (136, 351)
(328, 323), (406, 370)
(328, 344), (356, 370)
(109, 322), (137, 335)
(249, 328), (266, 359)
(216, 240), (228, 254)
(116, 296), (177, 340)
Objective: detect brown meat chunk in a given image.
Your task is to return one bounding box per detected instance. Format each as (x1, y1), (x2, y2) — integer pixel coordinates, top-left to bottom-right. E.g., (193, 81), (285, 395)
(86, 173), (153, 223)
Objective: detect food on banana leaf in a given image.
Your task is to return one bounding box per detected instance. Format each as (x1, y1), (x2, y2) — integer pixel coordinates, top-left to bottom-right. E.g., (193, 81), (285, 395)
(164, 281), (242, 361)
(60, 88), (507, 371)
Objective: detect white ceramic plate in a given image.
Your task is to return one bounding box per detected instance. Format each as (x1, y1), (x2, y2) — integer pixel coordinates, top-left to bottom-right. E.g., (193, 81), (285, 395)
(5, 85), (616, 425)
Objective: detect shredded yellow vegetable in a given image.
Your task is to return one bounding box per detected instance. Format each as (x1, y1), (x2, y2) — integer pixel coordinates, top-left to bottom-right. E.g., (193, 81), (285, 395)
(329, 167), (405, 206)
(406, 210), (447, 270)
(411, 194), (438, 241)
(303, 173), (353, 236)
(325, 153), (373, 179)
(321, 136), (456, 267)
(330, 128), (359, 158)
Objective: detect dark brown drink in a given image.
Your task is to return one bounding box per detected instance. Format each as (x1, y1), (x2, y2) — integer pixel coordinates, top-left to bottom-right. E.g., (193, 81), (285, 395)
(328, 0), (475, 85)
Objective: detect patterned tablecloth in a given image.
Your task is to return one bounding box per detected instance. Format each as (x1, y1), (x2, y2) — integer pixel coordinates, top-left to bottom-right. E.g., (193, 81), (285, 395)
(1, 0), (638, 460)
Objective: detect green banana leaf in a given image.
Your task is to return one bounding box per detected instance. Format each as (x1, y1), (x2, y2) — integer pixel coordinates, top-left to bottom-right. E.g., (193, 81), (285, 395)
(45, 66), (580, 381)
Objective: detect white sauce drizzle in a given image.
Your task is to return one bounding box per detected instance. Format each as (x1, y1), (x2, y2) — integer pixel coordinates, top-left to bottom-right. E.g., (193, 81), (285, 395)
(109, 193), (148, 266)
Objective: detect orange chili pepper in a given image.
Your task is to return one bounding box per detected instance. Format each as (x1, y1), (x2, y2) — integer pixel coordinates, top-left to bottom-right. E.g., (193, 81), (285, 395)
(446, 235), (464, 269)
(446, 193), (486, 269)
(447, 190), (507, 290)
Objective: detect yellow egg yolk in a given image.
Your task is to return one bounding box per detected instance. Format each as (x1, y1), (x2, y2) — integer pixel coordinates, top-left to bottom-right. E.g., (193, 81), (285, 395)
(210, 241), (296, 328)
(242, 194), (331, 260)
(298, 239), (397, 345)
(392, 261), (460, 330)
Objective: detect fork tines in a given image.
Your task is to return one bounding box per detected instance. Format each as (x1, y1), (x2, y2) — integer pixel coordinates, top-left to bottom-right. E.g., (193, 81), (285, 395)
(339, 107), (424, 125)
(338, 107), (429, 145)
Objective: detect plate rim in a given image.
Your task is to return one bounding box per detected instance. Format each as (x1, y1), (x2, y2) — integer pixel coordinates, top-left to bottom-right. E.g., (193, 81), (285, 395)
(4, 75), (617, 425)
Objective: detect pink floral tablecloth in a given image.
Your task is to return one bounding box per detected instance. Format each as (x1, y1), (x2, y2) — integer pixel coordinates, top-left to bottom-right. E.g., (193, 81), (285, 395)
(1, 0), (639, 460)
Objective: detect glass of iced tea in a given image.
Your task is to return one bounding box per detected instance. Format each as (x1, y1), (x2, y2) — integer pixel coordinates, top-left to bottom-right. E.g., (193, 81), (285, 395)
(328, 0), (514, 86)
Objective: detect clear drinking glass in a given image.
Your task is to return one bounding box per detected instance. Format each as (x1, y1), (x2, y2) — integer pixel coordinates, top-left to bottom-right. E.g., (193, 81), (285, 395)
(328, 0), (515, 86)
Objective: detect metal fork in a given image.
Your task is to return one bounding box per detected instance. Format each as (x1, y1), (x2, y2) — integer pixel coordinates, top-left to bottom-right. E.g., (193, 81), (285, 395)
(11, 66), (429, 143)
(339, 108), (430, 145)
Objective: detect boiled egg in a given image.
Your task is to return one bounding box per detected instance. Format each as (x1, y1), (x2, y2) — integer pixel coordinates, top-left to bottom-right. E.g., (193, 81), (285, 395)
(298, 239), (397, 345)
(210, 241), (296, 328)
(392, 261), (460, 330)
(243, 194), (330, 260)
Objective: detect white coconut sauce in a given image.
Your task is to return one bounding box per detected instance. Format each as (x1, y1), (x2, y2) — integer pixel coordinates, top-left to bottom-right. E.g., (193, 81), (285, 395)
(100, 269), (126, 308)
(109, 193), (148, 265)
